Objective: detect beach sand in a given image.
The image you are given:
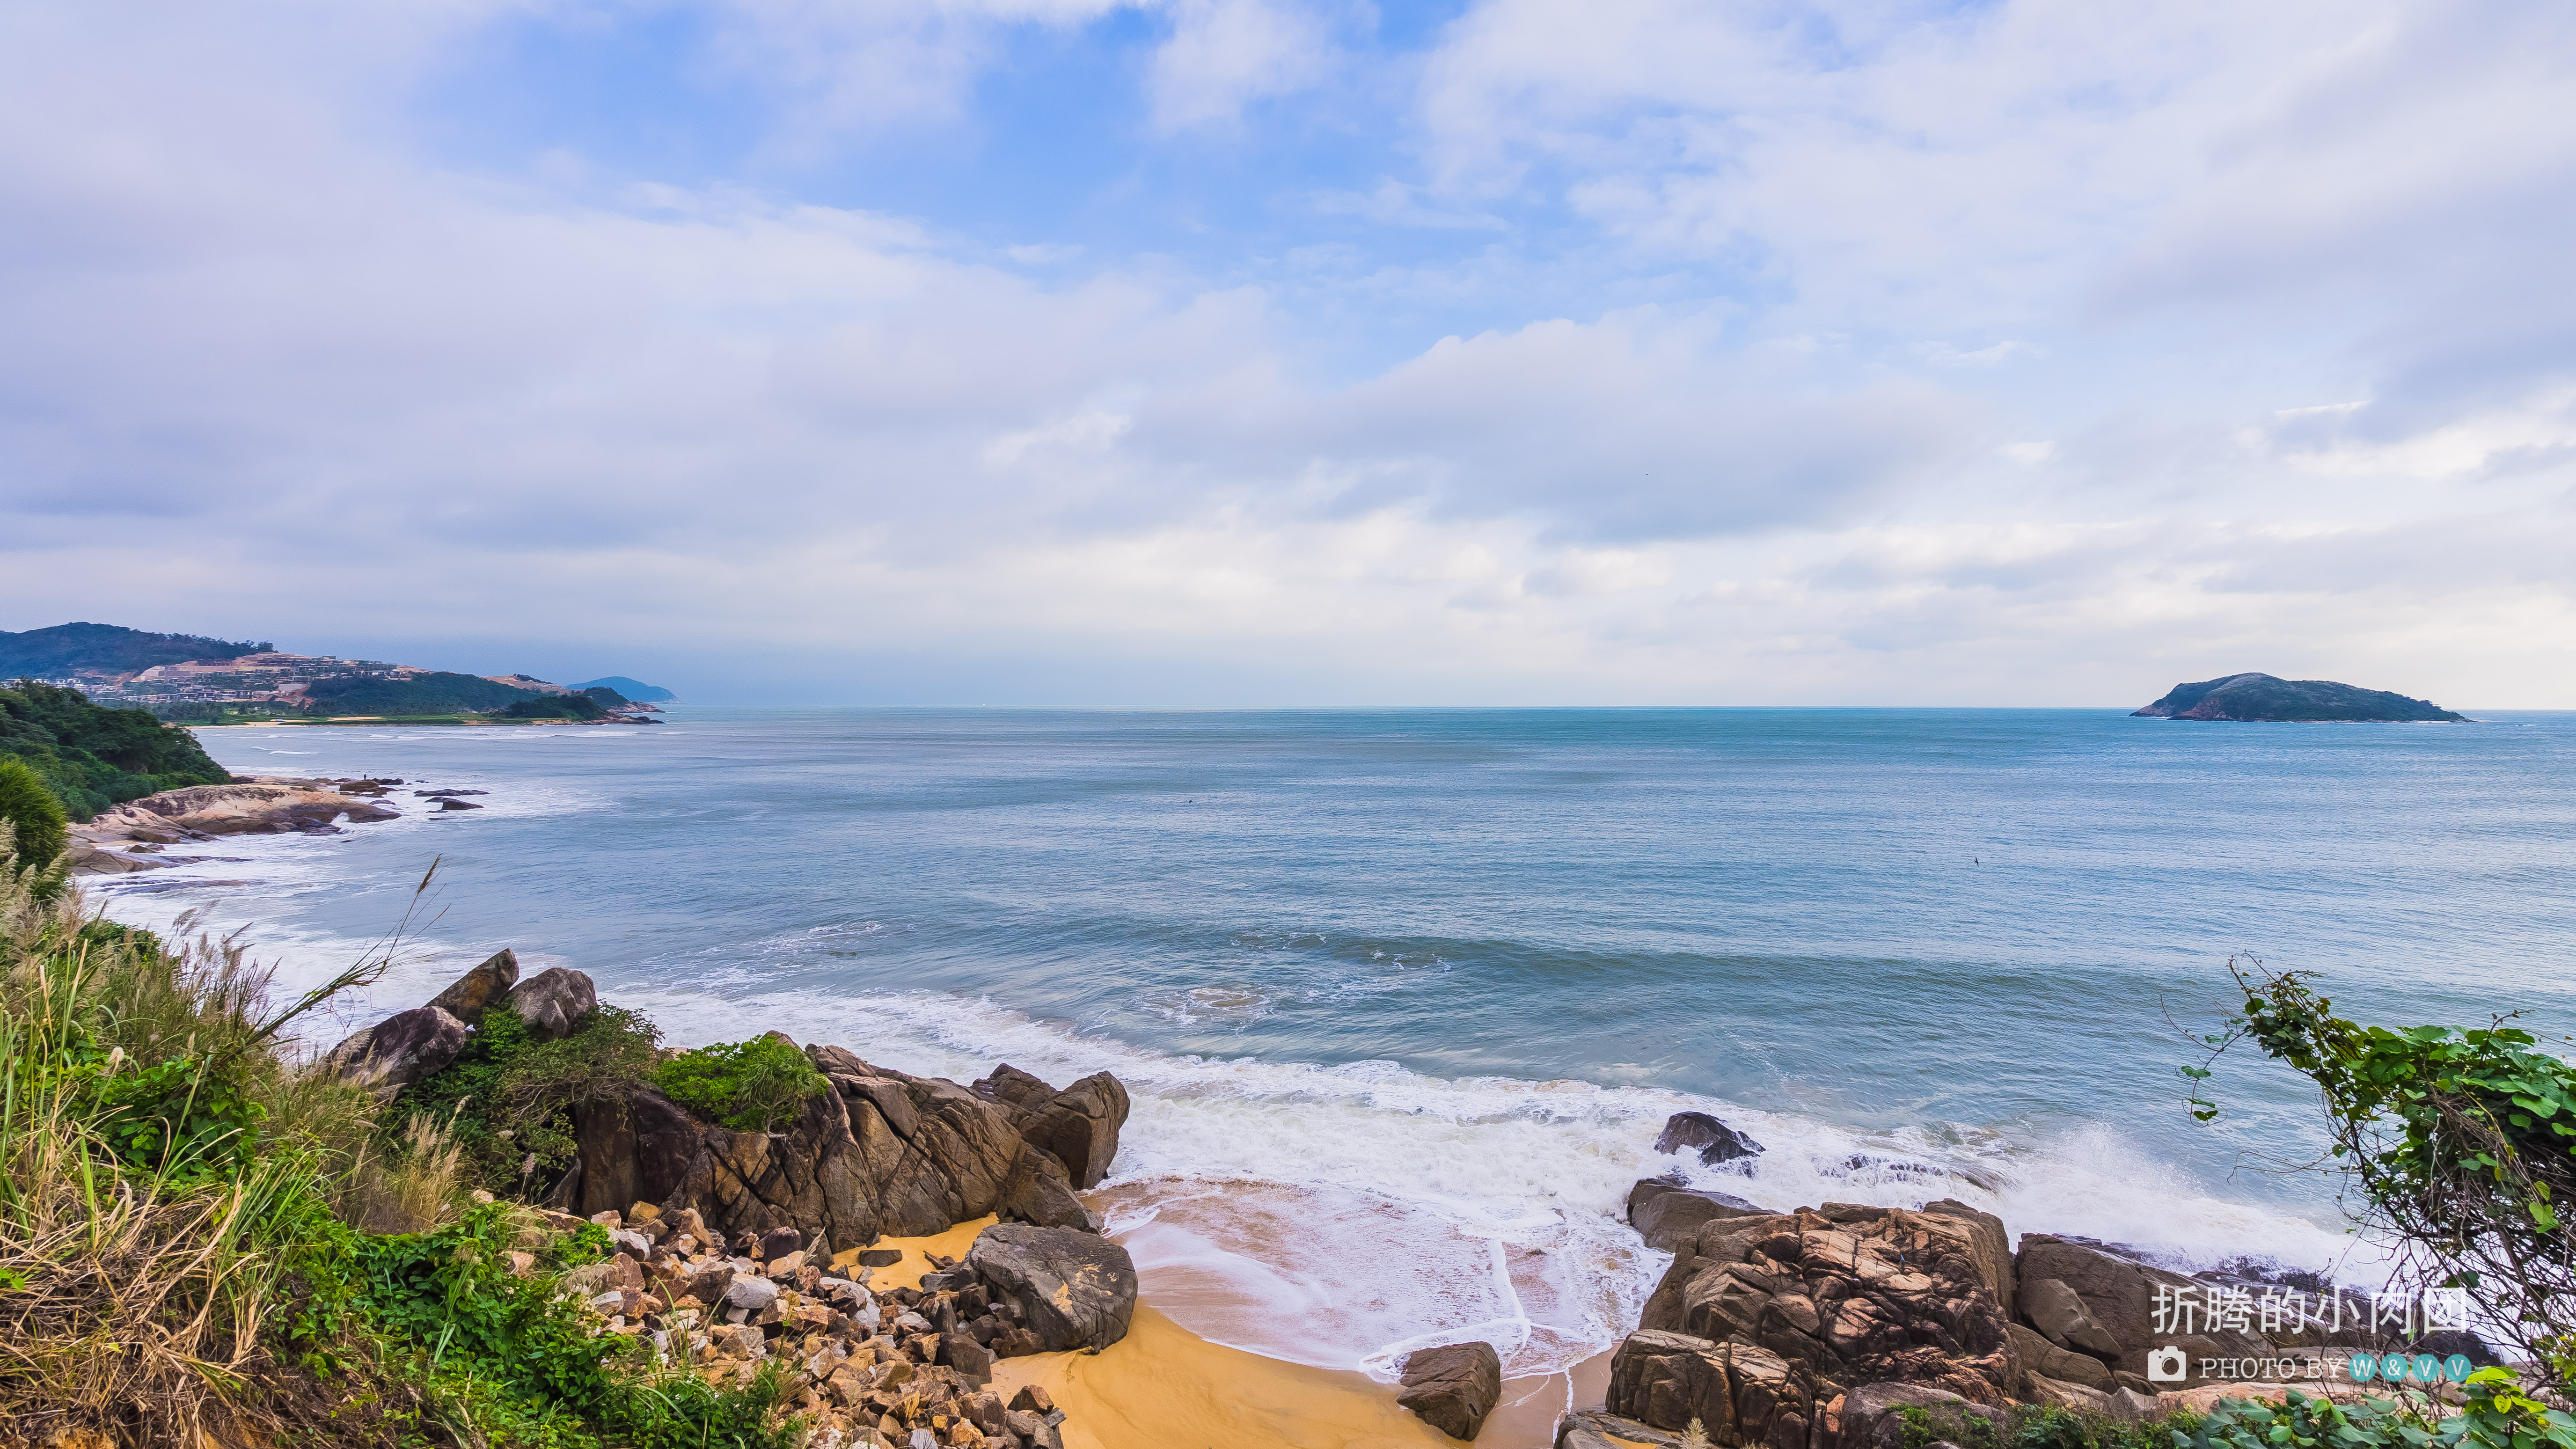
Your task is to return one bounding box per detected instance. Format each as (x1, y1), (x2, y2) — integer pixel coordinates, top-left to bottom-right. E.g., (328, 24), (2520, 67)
(845, 1216), (1604, 1449)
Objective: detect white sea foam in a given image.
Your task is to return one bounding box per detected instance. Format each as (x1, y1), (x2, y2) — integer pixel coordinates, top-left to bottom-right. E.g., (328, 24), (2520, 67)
(608, 983), (2373, 1381)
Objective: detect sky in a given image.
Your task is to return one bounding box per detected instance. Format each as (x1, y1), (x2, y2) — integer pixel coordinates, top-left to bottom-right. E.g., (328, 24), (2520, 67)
(2, 0), (2571, 705)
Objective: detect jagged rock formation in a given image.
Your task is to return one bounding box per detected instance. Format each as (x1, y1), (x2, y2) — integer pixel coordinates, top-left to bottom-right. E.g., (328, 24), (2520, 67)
(1629, 1177), (1764, 1252)
(68, 776), (402, 871)
(2133, 673), (2466, 722)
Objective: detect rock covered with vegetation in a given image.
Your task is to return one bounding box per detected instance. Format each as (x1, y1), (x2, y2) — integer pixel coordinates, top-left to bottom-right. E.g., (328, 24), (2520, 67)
(2132, 674), (2467, 722)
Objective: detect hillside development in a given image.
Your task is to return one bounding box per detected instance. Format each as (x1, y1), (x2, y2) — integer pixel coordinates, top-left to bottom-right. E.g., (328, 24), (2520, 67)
(1, 622), (669, 726)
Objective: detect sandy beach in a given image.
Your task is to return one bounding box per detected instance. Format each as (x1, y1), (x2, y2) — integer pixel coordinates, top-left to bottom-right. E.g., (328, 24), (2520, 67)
(844, 1215), (1606, 1449)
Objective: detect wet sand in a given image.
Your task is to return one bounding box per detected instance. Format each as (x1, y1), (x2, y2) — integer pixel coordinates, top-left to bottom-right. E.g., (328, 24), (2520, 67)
(853, 1215), (1605, 1449)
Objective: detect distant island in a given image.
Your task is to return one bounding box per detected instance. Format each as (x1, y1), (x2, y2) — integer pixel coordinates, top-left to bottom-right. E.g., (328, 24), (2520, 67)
(0, 622), (675, 726)
(2134, 672), (2469, 722)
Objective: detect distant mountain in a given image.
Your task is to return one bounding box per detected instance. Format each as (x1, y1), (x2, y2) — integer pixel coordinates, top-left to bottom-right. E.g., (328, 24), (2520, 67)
(2134, 673), (2468, 722)
(1, 622), (269, 680)
(573, 676), (674, 702)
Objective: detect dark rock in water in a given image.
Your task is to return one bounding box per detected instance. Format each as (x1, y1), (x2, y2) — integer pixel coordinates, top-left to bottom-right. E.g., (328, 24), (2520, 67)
(426, 948), (519, 1025)
(1398, 1340), (1502, 1441)
(505, 966), (597, 1040)
(437, 798), (483, 810)
(325, 1005), (469, 1098)
(1607, 1328), (1818, 1449)
(1627, 1177), (1763, 1251)
(967, 1224), (1137, 1351)
(2133, 673), (2467, 722)
(1654, 1111), (1764, 1165)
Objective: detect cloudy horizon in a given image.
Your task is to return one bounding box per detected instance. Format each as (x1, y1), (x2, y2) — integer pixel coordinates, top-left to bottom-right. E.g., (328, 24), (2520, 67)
(4, 0), (2570, 706)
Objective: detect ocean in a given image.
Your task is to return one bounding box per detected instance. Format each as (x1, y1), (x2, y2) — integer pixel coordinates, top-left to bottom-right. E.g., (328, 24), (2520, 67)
(93, 707), (2576, 1396)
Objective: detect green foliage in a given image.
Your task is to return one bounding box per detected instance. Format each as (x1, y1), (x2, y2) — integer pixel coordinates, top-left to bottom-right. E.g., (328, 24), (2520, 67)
(0, 679), (231, 819)
(384, 1003), (663, 1193)
(0, 622), (266, 680)
(2191, 961), (2576, 1376)
(655, 1035), (828, 1133)
(500, 694), (608, 721)
(0, 758), (69, 875)
(2179, 1389), (2405, 1449)
(91, 1050), (269, 1185)
(300, 672), (545, 717)
(328, 1203), (797, 1449)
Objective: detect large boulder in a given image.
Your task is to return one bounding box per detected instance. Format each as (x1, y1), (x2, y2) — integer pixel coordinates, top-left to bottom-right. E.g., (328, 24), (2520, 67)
(966, 1224), (1137, 1351)
(426, 949), (519, 1025)
(1605, 1329), (1817, 1449)
(1558, 1412), (1689, 1449)
(1655, 1112), (1764, 1166)
(1830, 1380), (2004, 1449)
(2020, 1278), (2122, 1360)
(1398, 1341), (1502, 1441)
(2007, 1322), (2113, 1390)
(1639, 1204), (2020, 1404)
(1630, 1178), (1764, 1252)
(2013, 1236), (2273, 1381)
(572, 1047), (1112, 1247)
(973, 1064), (1132, 1190)
(504, 966), (596, 1040)
(324, 1006), (468, 1098)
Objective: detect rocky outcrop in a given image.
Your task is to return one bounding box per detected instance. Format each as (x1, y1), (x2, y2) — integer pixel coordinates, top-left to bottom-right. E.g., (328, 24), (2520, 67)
(1558, 1412), (1690, 1449)
(427, 949), (519, 1024)
(324, 1005), (468, 1098)
(1638, 1203), (2019, 1405)
(564, 1046), (1107, 1251)
(974, 1067), (1132, 1190)
(1399, 1341), (1503, 1441)
(1656, 1112), (1764, 1166)
(966, 1224), (1137, 1351)
(1607, 1329), (1818, 1449)
(1832, 1380), (2005, 1449)
(1630, 1178), (1764, 1252)
(68, 776), (402, 871)
(505, 966), (597, 1040)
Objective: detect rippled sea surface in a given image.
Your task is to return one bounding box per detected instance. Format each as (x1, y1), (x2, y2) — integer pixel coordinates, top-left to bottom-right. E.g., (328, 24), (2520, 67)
(101, 707), (2576, 1401)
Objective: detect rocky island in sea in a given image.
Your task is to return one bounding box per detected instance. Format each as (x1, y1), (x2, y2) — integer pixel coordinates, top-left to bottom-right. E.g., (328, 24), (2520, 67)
(2132, 673), (2468, 722)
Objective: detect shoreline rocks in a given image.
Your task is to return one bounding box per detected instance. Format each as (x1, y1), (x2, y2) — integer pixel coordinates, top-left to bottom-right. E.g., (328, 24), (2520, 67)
(1399, 1341), (1504, 1441)
(68, 775), (405, 871)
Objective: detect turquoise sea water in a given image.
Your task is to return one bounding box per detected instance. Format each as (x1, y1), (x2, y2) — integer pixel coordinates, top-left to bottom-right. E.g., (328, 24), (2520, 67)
(98, 707), (2576, 1392)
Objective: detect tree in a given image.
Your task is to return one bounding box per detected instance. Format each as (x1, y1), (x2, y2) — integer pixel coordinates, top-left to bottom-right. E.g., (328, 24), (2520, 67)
(2188, 958), (2576, 1383)
(0, 757), (69, 877)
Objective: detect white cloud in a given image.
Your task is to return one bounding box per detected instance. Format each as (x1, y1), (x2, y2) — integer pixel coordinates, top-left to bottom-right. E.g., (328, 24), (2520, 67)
(1147, 0), (1339, 132)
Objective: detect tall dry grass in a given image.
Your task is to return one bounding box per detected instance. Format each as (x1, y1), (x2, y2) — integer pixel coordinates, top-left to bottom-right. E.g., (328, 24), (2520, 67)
(0, 855), (466, 1446)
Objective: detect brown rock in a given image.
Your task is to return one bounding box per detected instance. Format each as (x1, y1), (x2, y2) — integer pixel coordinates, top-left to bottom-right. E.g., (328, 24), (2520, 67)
(426, 949), (520, 1025)
(1628, 1178), (1764, 1251)
(1832, 1380), (2003, 1449)
(1606, 1329), (1815, 1449)
(323, 1006), (469, 1099)
(1397, 1340), (1502, 1441)
(1654, 1112), (1764, 1166)
(968, 1225), (1136, 1351)
(504, 966), (597, 1040)
(1638, 1204), (2019, 1404)
(2008, 1322), (2113, 1390)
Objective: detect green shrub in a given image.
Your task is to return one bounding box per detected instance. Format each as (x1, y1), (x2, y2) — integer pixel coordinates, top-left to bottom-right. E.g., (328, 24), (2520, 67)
(385, 1002), (663, 1194)
(0, 679), (229, 820)
(0, 758), (68, 875)
(654, 1035), (827, 1132)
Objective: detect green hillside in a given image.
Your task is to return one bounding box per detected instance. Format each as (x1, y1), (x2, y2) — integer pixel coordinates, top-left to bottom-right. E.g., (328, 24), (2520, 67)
(0, 681), (232, 820)
(0, 622), (268, 679)
(299, 672), (542, 716)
